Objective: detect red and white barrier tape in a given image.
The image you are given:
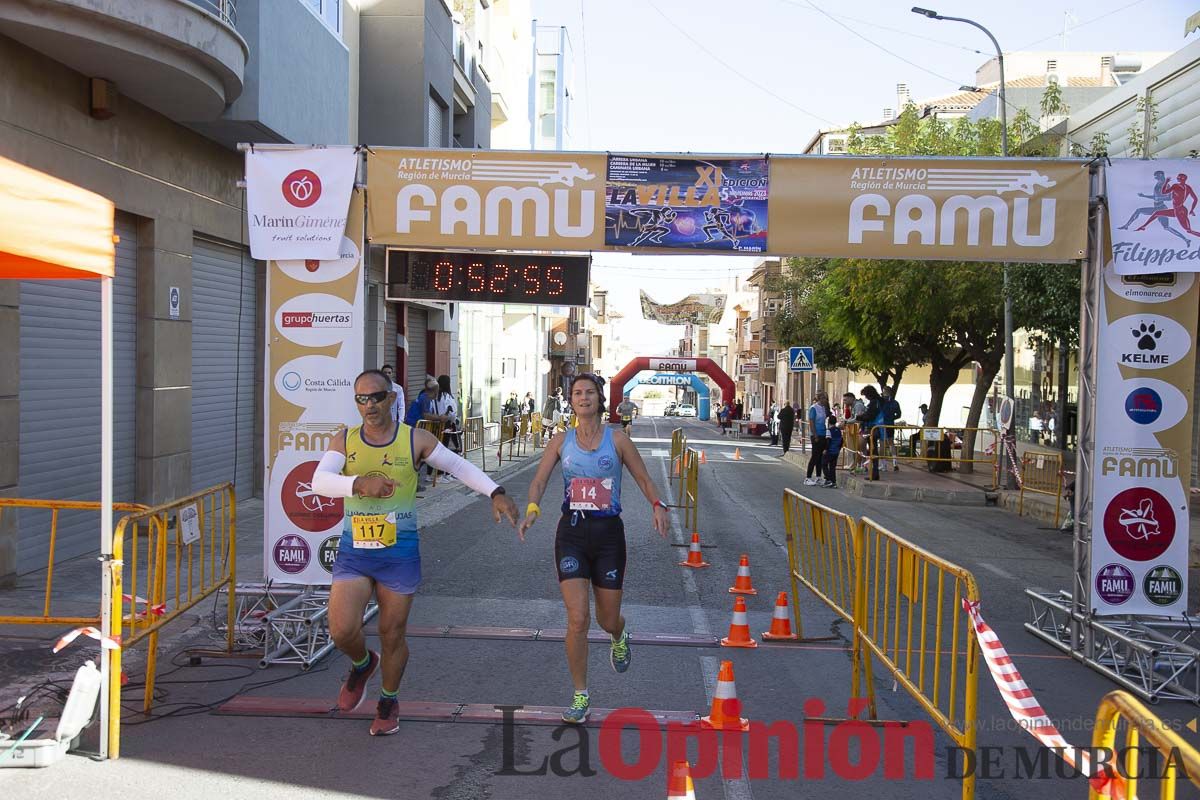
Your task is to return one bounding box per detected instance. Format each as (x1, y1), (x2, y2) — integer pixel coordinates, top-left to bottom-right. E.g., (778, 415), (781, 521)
(123, 593), (166, 618)
(963, 599), (1125, 798)
(53, 626), (121, 653)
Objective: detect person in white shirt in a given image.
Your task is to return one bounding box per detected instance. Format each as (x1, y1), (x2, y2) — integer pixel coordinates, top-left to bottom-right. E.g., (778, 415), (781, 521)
(381, 364), (405, 424)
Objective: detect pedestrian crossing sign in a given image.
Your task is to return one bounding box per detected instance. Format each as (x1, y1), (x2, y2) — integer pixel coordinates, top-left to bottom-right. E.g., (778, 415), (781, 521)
(788, 346), (814, 372)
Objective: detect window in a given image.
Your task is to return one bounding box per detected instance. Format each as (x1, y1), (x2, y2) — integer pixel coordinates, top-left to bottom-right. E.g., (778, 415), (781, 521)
(538, 70), (556, 139)
(302, 0), (341, 36)
(763, 298), (784, 317)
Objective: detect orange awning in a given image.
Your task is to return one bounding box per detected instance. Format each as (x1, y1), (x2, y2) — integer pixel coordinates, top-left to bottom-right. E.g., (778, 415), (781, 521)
(0, 154), (115, 280)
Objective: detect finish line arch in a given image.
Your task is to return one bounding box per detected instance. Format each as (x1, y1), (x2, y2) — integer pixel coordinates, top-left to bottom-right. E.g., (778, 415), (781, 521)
(622, 372), (711, 420)
(608, 357), (734, 423)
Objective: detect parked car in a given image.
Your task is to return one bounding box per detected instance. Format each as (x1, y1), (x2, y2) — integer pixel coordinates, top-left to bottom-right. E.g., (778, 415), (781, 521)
(676, 404), (697, 418)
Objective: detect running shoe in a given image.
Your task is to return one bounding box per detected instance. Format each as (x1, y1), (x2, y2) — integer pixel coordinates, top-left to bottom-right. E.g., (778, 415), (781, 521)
(803, 478), (817, 486)
(336, 650), (380, 712)
(610, 629), (632, 673)
(823, 481), (836, 488)
(370, 697), (400, 736)
(562, 692), (590, 724)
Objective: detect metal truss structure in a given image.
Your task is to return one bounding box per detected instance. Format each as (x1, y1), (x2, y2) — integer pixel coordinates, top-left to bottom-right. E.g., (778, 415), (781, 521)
(223, 582), (378, 670)
(1025, 164), (1200, 706)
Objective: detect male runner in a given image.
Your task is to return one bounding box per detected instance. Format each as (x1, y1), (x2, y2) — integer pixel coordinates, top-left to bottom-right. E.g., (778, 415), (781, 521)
(616, 397), (638, 431)
(311, 369), (519, 735)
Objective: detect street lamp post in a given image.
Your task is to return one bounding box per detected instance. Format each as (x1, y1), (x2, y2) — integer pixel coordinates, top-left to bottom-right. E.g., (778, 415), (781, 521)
(912, 7), (1015, 489)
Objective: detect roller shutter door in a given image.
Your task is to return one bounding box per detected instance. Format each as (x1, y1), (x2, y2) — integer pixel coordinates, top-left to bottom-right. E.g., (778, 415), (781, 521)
(17, 213), (138, 573)
(191, 238), (257, 499)
(406, 305), (428, 399)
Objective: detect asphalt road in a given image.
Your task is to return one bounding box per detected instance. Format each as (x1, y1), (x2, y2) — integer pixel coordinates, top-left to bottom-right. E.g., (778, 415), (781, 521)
(5, 415), (1199, 799)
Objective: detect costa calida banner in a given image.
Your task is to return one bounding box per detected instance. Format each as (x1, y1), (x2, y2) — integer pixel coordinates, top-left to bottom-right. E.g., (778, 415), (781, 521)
(263, 189), (366, 585)
(1108, 159), (1200, 275)
(245, 145), (358, 260)
(1090, 226), (1197, 615)
(768, 157), (1090, 263)
(367, 148), (607, 250)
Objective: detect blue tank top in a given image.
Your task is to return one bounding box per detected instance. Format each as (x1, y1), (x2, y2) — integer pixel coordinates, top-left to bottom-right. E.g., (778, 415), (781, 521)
(560, 426), (623, 517)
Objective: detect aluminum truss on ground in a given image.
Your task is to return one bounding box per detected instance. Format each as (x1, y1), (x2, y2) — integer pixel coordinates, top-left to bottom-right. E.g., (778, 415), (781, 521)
(224, 582), (378, 670)
(1025, 163), (1200, 706)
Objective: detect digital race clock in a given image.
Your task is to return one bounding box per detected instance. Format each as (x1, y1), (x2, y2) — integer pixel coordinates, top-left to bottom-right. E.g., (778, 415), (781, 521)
(385, 249), (591, 306)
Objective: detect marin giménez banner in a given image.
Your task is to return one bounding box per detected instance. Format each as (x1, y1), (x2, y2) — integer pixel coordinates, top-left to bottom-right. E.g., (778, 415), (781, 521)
(263, 189), (366, 585)
(1089, 224), (1197, 616)
(767, 157), (1089, 263)
(366, 148), (606, 251)
(1107, 159), (1200, 276)
(245, 145), (358, 260)
(604, 155), (769, 253)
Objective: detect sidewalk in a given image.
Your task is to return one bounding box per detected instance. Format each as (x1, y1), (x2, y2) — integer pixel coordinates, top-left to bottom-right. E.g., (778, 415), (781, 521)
(0, 439), (543, 716)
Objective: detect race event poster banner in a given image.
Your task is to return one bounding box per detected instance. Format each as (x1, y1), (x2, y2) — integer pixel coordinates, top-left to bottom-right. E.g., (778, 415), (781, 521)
(767, 157), (1089, 263)
(245, 145), (358, 261)
(604, 155), (768, 252)
(366, 148), (607, 251)
(1108, 159), (1200, 275)
(1090, 222), (1198, 615)
(263, 188), (366, 585)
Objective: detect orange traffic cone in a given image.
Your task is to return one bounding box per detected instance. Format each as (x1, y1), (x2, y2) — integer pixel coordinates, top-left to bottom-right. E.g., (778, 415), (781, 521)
(721, 595), (758, 648)
(679, 532), (710, 568)
(699, 450), (707, 464)
(728, 554), (758, 595)
(667, 760), (697, 799)
(700, 660), (750, 731)
(732, 448), (743, 460)
(762, 591), (799, 641)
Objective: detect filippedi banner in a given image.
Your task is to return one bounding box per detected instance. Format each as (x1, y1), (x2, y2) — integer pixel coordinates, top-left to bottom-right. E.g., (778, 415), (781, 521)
(604, 155), (768, 253)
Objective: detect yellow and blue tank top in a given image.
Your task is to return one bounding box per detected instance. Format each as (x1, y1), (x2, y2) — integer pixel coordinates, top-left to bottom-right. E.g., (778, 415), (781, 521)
(340, 424), (420, 559)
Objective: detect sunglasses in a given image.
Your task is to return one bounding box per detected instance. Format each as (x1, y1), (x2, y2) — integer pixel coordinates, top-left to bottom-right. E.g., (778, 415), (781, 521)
(355, 390), (390, 406)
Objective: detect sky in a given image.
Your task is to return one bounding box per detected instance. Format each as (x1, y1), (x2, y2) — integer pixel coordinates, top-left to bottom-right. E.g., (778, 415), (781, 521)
(530, 0), (1196, 353)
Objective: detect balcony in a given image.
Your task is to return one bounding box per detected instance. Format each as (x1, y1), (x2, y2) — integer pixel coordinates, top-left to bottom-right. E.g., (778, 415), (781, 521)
(0, 0), (247, 123)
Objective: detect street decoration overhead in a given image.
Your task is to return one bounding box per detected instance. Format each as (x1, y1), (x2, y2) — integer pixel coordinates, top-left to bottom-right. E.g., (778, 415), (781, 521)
(639, 289), (727, 325)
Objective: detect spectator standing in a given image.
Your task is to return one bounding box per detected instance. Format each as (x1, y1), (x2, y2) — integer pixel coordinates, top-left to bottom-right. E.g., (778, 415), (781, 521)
(850, 392), (868, 473)
(855, 385), (883, 481)
(823, 416), (843, 487)
(381, 364), (406, 424)
(881, 387), (902, 471)
(734, 398), (744, 421)
(804, 392), (829, 485)
(524, 391), (536, 417)
(768, 402), (779, 446)
(777, 400), (796, 455)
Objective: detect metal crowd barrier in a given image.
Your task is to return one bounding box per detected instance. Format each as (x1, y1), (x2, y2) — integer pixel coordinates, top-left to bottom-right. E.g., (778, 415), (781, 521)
(108, 482), (236, 758)
(679, 448), (699, 532)
(1091, 690), (1200, 799)
(855, 516), (979, 800)
(780, 491), (980, 800)
(0, 498), (149, 626)
(462, 415), (486, 472)
(782, 489), (860, 636)
(530, 414), (545, 448)
(415, 419), (446, 487)
(1019, 450), (1064, 527)
(496, 413), (520, 464)
(866, 425), (1000, 488)
(670, 428), (686, 488)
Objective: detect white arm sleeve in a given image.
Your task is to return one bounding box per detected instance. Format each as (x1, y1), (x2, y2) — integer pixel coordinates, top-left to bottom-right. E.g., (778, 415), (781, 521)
(311, 450), (357, 498)
(424, 443), (499, 498)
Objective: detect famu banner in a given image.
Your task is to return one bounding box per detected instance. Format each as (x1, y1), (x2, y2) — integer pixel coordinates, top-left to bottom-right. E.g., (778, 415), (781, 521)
(367, 148), (606, 250)
(245, 145), (358, 260)
(1089, 226), (1198, 615)
(767, 157), (1089, 263)
(263, 188), (366, 585)
(1108, 159), (1200, 275)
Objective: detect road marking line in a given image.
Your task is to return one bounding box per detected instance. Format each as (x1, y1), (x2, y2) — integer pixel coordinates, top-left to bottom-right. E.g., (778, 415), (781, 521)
(978, 562), (1017, 580)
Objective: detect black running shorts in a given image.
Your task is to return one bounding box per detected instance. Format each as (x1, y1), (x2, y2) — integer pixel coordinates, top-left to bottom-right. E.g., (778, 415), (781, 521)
(554, 513), (626, 590)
